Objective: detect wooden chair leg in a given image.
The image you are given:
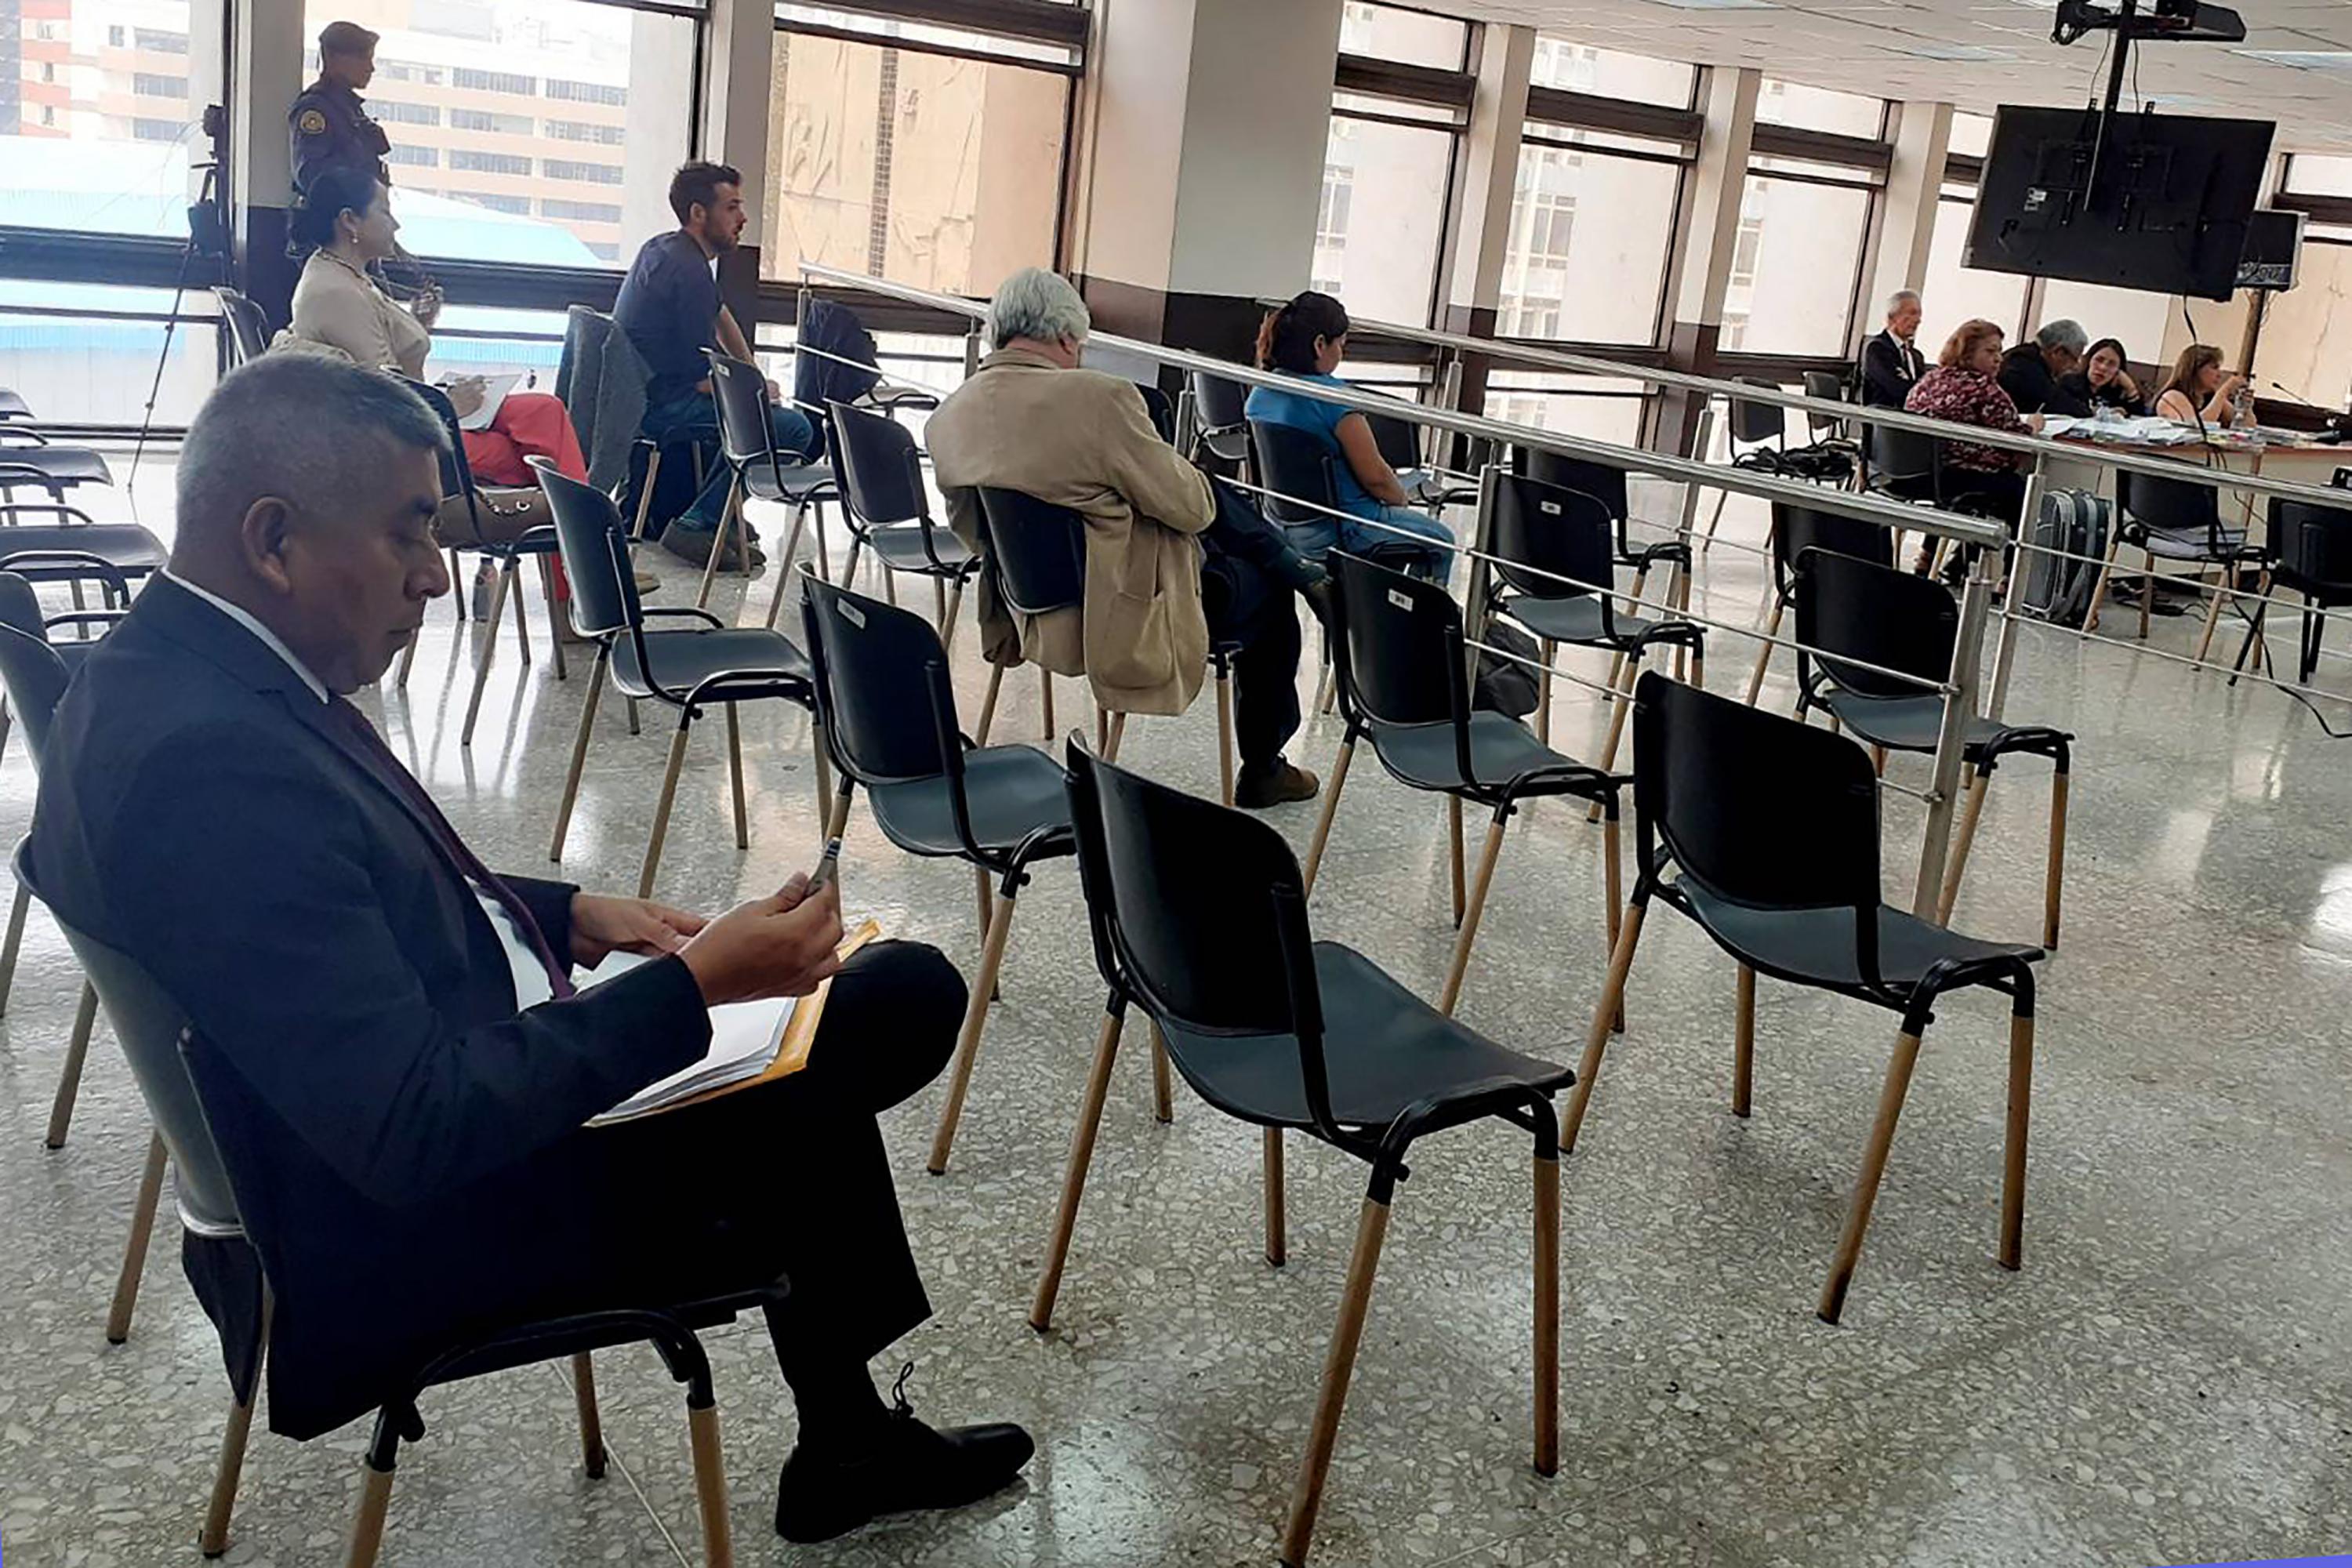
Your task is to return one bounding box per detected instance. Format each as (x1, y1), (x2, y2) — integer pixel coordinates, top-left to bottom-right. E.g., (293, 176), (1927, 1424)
(927, 887), (1020, 1175)
(1535, 641), (1553, 746)
(975, 662), (1006, 746)
(1262, 1127), (1287, 1266)
(1279, 1195), (1392, 1568)
(631, 448), (663, 539)
(1149, 1020), (1173, 1125)
(1602, 809), (1625, 1033)
(1102, 710), (1127, 763)
(45, 980), (98, 1149)
(763, 500), (812, 630)
(1744, 596), (1785, 706)
(972, 865), (995, 946)
(942, 578), (967, 648)
(2001, 1003), (2035, 1272)
(2043, 768), (2069, 949)
(1439, 811), (1508, 1016)
(1587, 655), (1638, 822)
(1733, 965), (1755, 1119)
(1697, 488), (1726, 554)
(724, 702), (748, 851)
(840, 539), (864, 593)
(1689, 640), (1704, 691)
(1562, 900), (1646, 1156)
(825, 779), (855, 843)
(2194, 563), (2232, 666)
(1935, 765), (1994, 926)
(548, 650), (607, 862)
(1446, 796), (1466, 927)
(1533, 1150), (1559, 1477)
(0, 876), (31, 1014)
(686, 1400), (735, 1568)
(1817, 1025), (1926, 1325)
(2084, 531), (2122, 633)
(106, 1130), (169, 1344)
(509, 560), (533, 667)
(344, 1456), (395, 1568)
(1870, 743), (1887, 777)
(1301, 739), (1355, 895)
(1030, 1009), (1128, 1330)
(537, 555), (566, 681)
(693, 478), (743, 611)
(2139, 557), (2155, 640)
(572, 1353), (607, 1479)
(1216, 666), (1236, 808)
(931, 574), (947, 629)
(394, 621), (419, 691)
(637, 715), (694, 899)
(459, 554), (514, 748)
(1040, 665), (1054, 742)
(627, 697), (641, 735)
(201, 1351), (263, 1559)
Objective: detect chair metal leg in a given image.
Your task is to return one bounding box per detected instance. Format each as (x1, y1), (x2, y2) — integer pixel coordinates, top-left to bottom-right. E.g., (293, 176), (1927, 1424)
(0, 877), (31, 1014)
(509, 560), (533, 667)
(1102, 710), (1127, 763)
(1744, 596), (1784, 706)
(1870, 743), (1888, 776)
(1278, 1194), (1392, 1568)
(927, 886), (1019, 1175)
(724, 702), (748, 851)
(841, 538), (864, 593)
(2139, 555), (2155, 640)
(1030, 1008), (1127, 1331)
(1935, 765), (1994, 927)
(1817, 1025), (1926, 1326)
(1301, 739), (1355, 895)
(394, 622), (419, 691)
(106, 1130), (168, 1345)
(1439, 811), (1508, 1016)
(627, 697), (641, 735)
(1533, 1150), (1559, 1477)
(201, 1351), (263, 1559)
(975, 662), (1005, 745)
(1535, 641), (1553, 745)
(638, 715), (694, 899)
(1689, 640), (1704, 691)
(687, 1399), (735, 1568)
(1733, 965), (1755, 1119)
(537, 555), (566, 681)
(1040, 666), (1054, 742)
(942, 577), (967, 647)
(931, 573), (946, 628)
(571, 1352), (608, 1479)
(1562, 900), (1646, 1156)
(1602, 810), (1625, 1033)
(1263, 1127), (1287, 1266)
(1446, 796), (1466, 926)
(1215, 666), (1236, 807)
(2043, 768), (2069, 949)
(45, 980), (98, 1149)
(2002, 1004), (2034, 1272)
(548, 651), (607, 863)
(344, 1457), (395, 1568)
(448, 548), (470, 616)
(459, 556), (514, 748)
(1149, 1019), (1174, 1125)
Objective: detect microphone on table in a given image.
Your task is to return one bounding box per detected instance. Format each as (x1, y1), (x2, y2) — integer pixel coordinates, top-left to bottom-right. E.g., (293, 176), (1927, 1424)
(2268, 383), (2352, 441)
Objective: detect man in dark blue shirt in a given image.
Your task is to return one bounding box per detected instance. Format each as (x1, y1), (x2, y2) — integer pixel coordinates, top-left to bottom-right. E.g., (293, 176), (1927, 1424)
(615, 161), (816, 568)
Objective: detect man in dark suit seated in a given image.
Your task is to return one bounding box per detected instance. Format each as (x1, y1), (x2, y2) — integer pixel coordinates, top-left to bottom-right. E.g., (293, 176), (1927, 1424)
(25, 354), (1032, 1544)
(1857, 289), (1926, 410)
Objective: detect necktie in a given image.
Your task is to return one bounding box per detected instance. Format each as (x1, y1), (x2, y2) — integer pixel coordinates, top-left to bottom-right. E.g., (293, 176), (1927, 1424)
(321, 697), (577, 1000)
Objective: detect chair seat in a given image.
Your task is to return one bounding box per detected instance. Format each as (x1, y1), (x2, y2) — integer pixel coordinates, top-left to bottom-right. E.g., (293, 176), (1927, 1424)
(1161, 942), (1573, 1131)
(1674, 879), (2041, 993)
(2131, 522), (2248, 561)
(1501, 593), (1656, 648)
(866, 524), (975, 575)
(0, 445), (113, 488)
(1818, 691), (2015, 758)
(865, 743), (1071, 858)
(1370, 711), (1577, 794)
(611, 626), (811, 702)
(745, 463), (837, 504)
(0, 524), (167, 575)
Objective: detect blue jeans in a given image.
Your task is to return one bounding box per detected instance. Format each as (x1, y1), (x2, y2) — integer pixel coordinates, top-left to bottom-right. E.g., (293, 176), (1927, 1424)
(1281, 503), (1455, 583)
(643, 391), (818, 535)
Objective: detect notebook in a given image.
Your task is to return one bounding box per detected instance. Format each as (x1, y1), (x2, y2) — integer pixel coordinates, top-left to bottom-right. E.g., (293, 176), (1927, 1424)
(441, 372), (523, 433)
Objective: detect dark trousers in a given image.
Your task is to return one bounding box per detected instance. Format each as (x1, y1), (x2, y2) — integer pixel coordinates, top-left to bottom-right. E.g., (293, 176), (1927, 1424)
(643, 390), (819, 535)
(1202, 477), (1310, 769)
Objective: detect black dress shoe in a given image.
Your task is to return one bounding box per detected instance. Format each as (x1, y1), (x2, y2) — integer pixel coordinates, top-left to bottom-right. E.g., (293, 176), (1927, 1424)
(774, 1370), (1034, 1544)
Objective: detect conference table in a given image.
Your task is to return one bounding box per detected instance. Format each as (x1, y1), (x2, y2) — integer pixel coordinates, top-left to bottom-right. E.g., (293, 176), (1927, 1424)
(2043, 429), (2348, 532)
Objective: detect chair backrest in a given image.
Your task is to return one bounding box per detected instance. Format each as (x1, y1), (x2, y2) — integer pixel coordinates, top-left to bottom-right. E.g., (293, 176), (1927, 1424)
(528, 456), (640, 637)
(14, 844), (242, 1236)
(1189, 369), (1248, 432)
(1730, 379), (1784, 445)
(394, 374), (480, 514)
(1520, 451), (1628, 524)
(1868, 420), (1940, 485)
(2118, 466), (2221, 536)
(706, 350), (779, 469)
(799, 570), (957, 786)
(974, 488), (1087, 617)
(1488, 471), (1616, 606)
(827, 399), (927, 528)
(1631, 671), (1882, 920)
(0, 572), (72, 768)
(1248, 418), (1342, 525)
(1329, 548), (1467, 731)
(1791, 546), (1956, 702)
(1062, 739), (1335, 1132)
(1802, 370), (1847, 437)
(2270, 497), (2352, 589)
(1133, 383), (1177, 445)
(1769, 499), (1892, 595)
(1364, 405), (1423, 472)
(212, 286), (270, 367)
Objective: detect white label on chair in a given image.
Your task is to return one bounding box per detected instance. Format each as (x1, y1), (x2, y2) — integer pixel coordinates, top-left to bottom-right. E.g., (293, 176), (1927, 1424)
(1541, 500), (1563, 515)
(838, 600), (866, 629)
(1387, 588), (1413, 612)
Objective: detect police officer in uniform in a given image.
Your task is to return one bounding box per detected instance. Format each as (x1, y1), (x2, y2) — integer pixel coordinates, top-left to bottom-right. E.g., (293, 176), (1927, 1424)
(289, 20), (388, 198)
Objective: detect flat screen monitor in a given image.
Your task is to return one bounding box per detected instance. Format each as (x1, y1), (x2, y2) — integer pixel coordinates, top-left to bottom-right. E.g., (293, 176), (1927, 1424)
(2236, 208), (2305, 291)
(1964, 106), (2274, 300)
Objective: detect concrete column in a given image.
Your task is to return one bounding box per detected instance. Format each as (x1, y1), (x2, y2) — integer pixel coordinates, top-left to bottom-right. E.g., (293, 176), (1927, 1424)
(1862, 100), (1952, 347)
(227, 0), (305, 322)
(1068, 0), (1345, 359)
(1652, 64), (1759, 454)
(1434, 23), (1534, 428)
(703, 0), (773, 323)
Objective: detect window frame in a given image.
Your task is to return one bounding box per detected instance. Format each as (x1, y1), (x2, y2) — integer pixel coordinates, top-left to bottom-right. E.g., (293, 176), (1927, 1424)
(1319, 37), (1476, 331)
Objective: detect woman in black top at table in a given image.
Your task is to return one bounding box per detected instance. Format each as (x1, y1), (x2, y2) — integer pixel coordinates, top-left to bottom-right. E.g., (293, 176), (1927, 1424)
(2056, 337), (2150, 417)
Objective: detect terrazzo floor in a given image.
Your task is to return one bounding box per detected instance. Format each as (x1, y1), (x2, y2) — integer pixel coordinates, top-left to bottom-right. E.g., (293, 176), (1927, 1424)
(2, 470), (2348, 1567)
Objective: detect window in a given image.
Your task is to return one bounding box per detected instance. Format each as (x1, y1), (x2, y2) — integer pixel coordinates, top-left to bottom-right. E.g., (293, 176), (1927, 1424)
(1500, 129), (1684, 344)
(133, 118), (185, 142)
(135, 27), (190, 53)
(2034, 281), (2169, 365)
(1337, 2), (1468, 70)
(543, 158), (622, 185)
(1922, 191), (2031, 349)
(1485, 372), (1649, 445)
(1311, 111), (1454, 325)
(764, 9), (1076, 292)
(546, 119), (626, 144)
(451, 108), (533, 135)
(452, 67), (535, 95)
(1527, 36), (1695, 110)
(1756, 78), (1885, 139)
(2255, 229), (2352, 411)
(466, 193), (534, 215)
(1948, 111), (1992, 159)
(133, 73), (187, 97)
(450, 150), (532, 176)
(379, 60), (446, 85)
(546, 78), (626, 105)
(1312, 164), (1353, 293)
(543, 198), (622, 223)
(2285, 154), (2352, 196)
(0, 281), (219, 425)
(107, 24), (127, 45)
(387, 144), (441, 168)
(375, 100), (444, 126)
(1719, 168), (1875, 355)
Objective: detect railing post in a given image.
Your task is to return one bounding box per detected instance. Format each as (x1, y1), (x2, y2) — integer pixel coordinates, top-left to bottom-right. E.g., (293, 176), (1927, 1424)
(1463, 463), (1501, 684)
(1915, 543), (1994, 919)
(1986, 454), (2044, 723)
(964, 321), (983, 379)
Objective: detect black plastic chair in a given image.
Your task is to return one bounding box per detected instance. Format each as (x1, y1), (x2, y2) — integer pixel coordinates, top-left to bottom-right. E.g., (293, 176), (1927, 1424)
(2100, 466), (2263, 658)
(1483, 470), (1705, 764)
(531, 456), (824, 898)
(1303, 550), (1624, 1018)
(0, 390), (161, 596)
(2233, 497), (2352, 686)
(1792, 546), (2073, 946)
(1696, 377), (1789, 553)
(1032, 739), (1569, 1567)
(1567, 673), (2045, 1326)
(798, 568), (1074, 1174)
(1802, 368), (1850, 441)
(1247, 417), (1345, 535)
(1187, 368), (1250, 471)
(212, 285), (270, 367)
(1743, 497), (1897, 706)
(1862, 419), (1944, 507)
(825, 399), (977, 639)
(0, 419), (114, 505)
(699, 350), (839, 621)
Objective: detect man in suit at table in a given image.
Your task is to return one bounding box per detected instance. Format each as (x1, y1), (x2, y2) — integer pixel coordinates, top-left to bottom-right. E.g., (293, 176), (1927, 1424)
(24, 354), (1032, 1544)
(1858, 289), (1927, 409)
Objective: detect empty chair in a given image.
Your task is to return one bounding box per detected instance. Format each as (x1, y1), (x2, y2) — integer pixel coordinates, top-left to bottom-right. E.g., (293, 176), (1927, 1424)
(825, 399), (978, 635)
(2092, 466), (2263, 659)
(532, 456), (824, 898)
(0, 420), (114, 505)
(1032, 739), (1569, 1567)
(1303, 551), (1623, 1017)
(1792, 546), (2072, 946)
(1743, 498), (1896, 705)
(1566, 673), (2045, 1325)
(704, 350), (839, 621)
(2233, 496), (2352, 685)
(1188, 368), (1250, 470)
(213, 285), (270, 367)
(1483, 470), (1704, 767)
(1861, 419), (1944, 507)
(1802, 368), (1850, 439)
(1520, 449), (1695, 631)
(1697, 377), (1788, 552)
(800, 569), (1076, 1174)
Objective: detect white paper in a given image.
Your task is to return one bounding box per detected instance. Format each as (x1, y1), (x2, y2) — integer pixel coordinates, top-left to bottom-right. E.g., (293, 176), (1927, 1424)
(579, 949), (798, 1126)
(442, 372), (522, 433)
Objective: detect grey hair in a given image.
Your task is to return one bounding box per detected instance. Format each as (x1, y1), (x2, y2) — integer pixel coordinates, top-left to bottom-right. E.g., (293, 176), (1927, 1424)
(1886, 289), (1921, 317)
(985, 267), (1091, 351)
(2036, 318), (2088, 354)
(177, 356), (447, 545)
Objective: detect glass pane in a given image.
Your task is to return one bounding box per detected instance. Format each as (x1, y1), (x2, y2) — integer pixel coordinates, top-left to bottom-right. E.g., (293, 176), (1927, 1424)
(1527, 34), (1695, 109)
(2286, 154), (2352, 196)
(1920, 195), (2031, 349)
(428, 302), (568, 379)
(3, 0), (223, 238)
(2033, 281), (2170, 368)
(1497, 142), (1679, 345)
(1719, 175), (1871, 355)
(1312, 113), (1452, 328)
(300, 0), (699, 267)
(1948, 111), (1992, 158)
(775, 5), (1078, 67)
(1337, 1), (1467, 70)
(1756, 77), (1883, 139)
(1485, 372), (1646, 445)
(2252, 240), (2352, 411)
(764, 31), (1069, 293)
(0, 280), (217, 423)
(1331, 89), (1459, 127)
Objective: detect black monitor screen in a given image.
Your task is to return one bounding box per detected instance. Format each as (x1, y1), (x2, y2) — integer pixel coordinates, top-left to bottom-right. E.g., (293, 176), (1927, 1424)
(1965, 106), (2274, 300)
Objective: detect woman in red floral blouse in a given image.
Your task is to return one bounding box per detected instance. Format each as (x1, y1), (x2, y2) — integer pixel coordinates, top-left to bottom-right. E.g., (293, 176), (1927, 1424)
(1904, 318), (2037, 529)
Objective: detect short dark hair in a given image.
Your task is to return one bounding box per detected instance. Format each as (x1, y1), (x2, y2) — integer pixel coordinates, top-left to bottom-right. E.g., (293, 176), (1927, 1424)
(669, 162), (742, 226)
(292, 166), (382, 252)
(1255, 291), (1350, 376)
(178, 357), (445, 546)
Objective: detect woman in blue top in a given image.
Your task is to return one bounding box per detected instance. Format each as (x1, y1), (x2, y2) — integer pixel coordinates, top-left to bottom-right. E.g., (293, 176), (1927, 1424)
(1244, 292), (1455, 582)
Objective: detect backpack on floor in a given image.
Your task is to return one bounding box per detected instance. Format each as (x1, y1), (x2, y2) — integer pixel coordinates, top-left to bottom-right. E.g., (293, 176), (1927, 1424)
(1472, 619), (1543, 717)
(2016, 486), (2111, 630)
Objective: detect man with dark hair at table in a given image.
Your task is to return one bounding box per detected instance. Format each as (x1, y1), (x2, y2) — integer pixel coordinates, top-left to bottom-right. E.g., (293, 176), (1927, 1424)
(25, 354), (1032, 1544)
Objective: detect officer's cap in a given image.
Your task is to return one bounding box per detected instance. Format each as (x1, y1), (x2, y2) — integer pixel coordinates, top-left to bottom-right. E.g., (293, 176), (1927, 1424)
(318, 20), (379, 57)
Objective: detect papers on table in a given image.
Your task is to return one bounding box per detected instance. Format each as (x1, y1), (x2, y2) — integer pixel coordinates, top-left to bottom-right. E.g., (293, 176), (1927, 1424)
(2045, 414), (2202, 446)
